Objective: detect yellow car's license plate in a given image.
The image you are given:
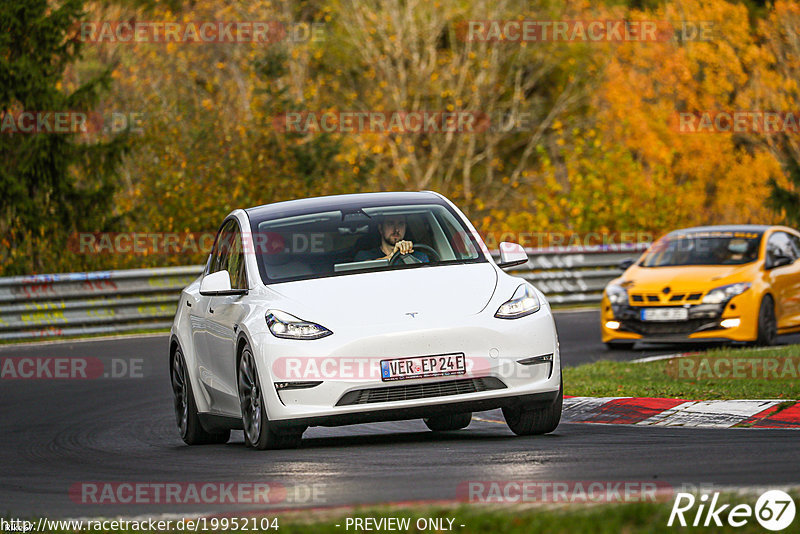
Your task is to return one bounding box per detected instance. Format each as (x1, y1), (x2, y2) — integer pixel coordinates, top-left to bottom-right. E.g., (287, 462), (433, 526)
(640, 307), (689, 321)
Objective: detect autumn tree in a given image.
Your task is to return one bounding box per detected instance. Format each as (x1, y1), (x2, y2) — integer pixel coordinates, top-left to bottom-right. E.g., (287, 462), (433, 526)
(321, 0), (597, 218)
(754, 1), (800, 225)
(0, 0), (129, 274)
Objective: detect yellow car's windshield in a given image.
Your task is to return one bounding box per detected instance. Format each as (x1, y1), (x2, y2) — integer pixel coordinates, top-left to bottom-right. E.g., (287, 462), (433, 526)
(641, 231), (762, 267)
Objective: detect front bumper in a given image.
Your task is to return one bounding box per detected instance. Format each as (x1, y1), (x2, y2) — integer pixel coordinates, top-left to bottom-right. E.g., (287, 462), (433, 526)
(253, 309), (561, 424)
(601, 291), (759, 344)
(276, 390), (560, 429)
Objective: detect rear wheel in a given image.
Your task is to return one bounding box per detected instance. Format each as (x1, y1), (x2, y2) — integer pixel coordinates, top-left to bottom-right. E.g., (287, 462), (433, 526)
(171, 349), (230, 445)
(424, 412), (472, 431)
(502, 378), (563, 436)
(238, 345), (305, 450)
(605, 341), (635, 350)
(755, 295), (777, 346)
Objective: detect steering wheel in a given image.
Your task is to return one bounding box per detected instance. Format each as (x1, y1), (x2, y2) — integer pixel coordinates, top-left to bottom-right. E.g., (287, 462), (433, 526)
(388, 244), (440, 266)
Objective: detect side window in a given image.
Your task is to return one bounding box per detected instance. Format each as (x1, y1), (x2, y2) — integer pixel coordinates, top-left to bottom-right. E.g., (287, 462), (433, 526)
(207, 219), (247, 289)
(208, 220), (236, 275)
(227, 230), (247, 290)
(438, 213), (478, 260)
(766, 232), (796, 265)
(789, 234), (800, 260)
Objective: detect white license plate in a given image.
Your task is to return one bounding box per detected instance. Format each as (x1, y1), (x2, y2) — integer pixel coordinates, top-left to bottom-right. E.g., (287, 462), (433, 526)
(640, 307), (689, 322)
(380, 353), (466, 382)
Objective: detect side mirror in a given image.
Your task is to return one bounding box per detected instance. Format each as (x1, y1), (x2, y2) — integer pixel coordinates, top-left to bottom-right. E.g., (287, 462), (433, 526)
(619, 259), (635, 270)
(497, 242), (529, 268)
(200, 270), (247, 296)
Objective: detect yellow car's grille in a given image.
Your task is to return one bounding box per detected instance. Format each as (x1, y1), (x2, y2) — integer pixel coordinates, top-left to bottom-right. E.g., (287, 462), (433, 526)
(629, 292), (704, 305)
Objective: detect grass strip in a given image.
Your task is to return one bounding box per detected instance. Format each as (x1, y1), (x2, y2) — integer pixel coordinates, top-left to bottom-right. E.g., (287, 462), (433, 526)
(564, 345), (800, 399)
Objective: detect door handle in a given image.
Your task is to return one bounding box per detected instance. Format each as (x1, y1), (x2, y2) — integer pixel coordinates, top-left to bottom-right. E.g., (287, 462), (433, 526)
(209, 307), (214, 314)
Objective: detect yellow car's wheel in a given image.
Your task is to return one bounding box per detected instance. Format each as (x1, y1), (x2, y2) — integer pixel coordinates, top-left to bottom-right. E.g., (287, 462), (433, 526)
(755, 294), (777, 346)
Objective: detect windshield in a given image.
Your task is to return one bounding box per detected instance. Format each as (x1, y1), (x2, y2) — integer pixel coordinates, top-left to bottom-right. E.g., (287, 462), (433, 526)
(249, 202), (486, 284)
(640, 231), (762, 267)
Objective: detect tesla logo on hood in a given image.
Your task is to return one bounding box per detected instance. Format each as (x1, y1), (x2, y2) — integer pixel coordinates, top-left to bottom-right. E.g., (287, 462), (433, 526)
(405, 312), (419, 318)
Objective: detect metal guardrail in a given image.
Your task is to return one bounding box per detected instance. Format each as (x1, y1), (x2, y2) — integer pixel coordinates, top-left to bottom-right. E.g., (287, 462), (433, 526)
(499, 244), (649, 305)
(0, 267), (202, 340)
(0, 244), (648, 340)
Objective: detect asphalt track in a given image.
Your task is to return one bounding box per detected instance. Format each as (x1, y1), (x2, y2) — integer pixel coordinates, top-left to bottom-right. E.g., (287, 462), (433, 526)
(1, 310), (799, 518)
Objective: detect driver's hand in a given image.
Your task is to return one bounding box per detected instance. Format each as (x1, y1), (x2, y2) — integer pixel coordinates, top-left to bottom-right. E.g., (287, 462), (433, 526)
(393, 240), (414, 255)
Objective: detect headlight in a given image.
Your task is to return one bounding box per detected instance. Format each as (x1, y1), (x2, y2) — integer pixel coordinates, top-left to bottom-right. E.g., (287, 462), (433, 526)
(265, 309), (332, 340)
(605, 284), (628, 305)
(495, 284), (541, 319)
(701, 283), (751, 305)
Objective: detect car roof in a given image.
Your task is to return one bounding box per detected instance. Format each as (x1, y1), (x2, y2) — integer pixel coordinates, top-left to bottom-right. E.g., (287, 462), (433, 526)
(245, 191), (444, 222)
(666, 224), (772, 236)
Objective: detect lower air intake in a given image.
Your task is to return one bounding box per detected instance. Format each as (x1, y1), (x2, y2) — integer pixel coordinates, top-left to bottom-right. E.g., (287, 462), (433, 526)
(335, 377), (507, 406)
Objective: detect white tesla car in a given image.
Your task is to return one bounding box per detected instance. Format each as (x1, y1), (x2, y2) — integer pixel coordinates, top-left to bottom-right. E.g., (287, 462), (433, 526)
(169, 192), (562, 449)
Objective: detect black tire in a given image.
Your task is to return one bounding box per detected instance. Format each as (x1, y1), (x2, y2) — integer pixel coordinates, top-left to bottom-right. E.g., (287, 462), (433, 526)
(502, 378), (563, 436)
(755, 294), (777, 346)
(238, 344), (305, 450)
(171, 348), (230, 445)
(605, 341), (635, 350)
(424, 412), (472, 431)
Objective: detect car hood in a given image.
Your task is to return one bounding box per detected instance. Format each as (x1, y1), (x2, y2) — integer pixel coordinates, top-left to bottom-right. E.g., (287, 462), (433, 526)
(622, 264), (754, 293)
(266, 263), (498, 327)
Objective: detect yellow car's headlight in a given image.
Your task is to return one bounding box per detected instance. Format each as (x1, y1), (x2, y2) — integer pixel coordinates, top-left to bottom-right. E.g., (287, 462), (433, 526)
(605, 284), (628, 305)
(701, 283), (751, 305)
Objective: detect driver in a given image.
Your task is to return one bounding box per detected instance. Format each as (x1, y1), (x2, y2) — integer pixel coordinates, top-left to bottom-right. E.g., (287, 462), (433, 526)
(721, 238), (749, 264)
(354, 214), (429, 262)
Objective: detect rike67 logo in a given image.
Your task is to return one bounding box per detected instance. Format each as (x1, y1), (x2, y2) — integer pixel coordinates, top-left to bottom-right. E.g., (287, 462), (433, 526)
(668, 490), (796, 531)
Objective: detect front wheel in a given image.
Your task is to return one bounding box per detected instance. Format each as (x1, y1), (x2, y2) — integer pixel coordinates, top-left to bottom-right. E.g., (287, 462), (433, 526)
(502, 378), (563, 436)
(171, 349), (230, 445)
(755, 294), (777, 346)
(238, 345), (305, 450)
(424, 412), (472, 431)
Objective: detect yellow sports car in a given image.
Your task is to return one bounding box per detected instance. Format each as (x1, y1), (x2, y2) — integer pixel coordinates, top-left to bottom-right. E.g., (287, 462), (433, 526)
(601, 225), (800, 349)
